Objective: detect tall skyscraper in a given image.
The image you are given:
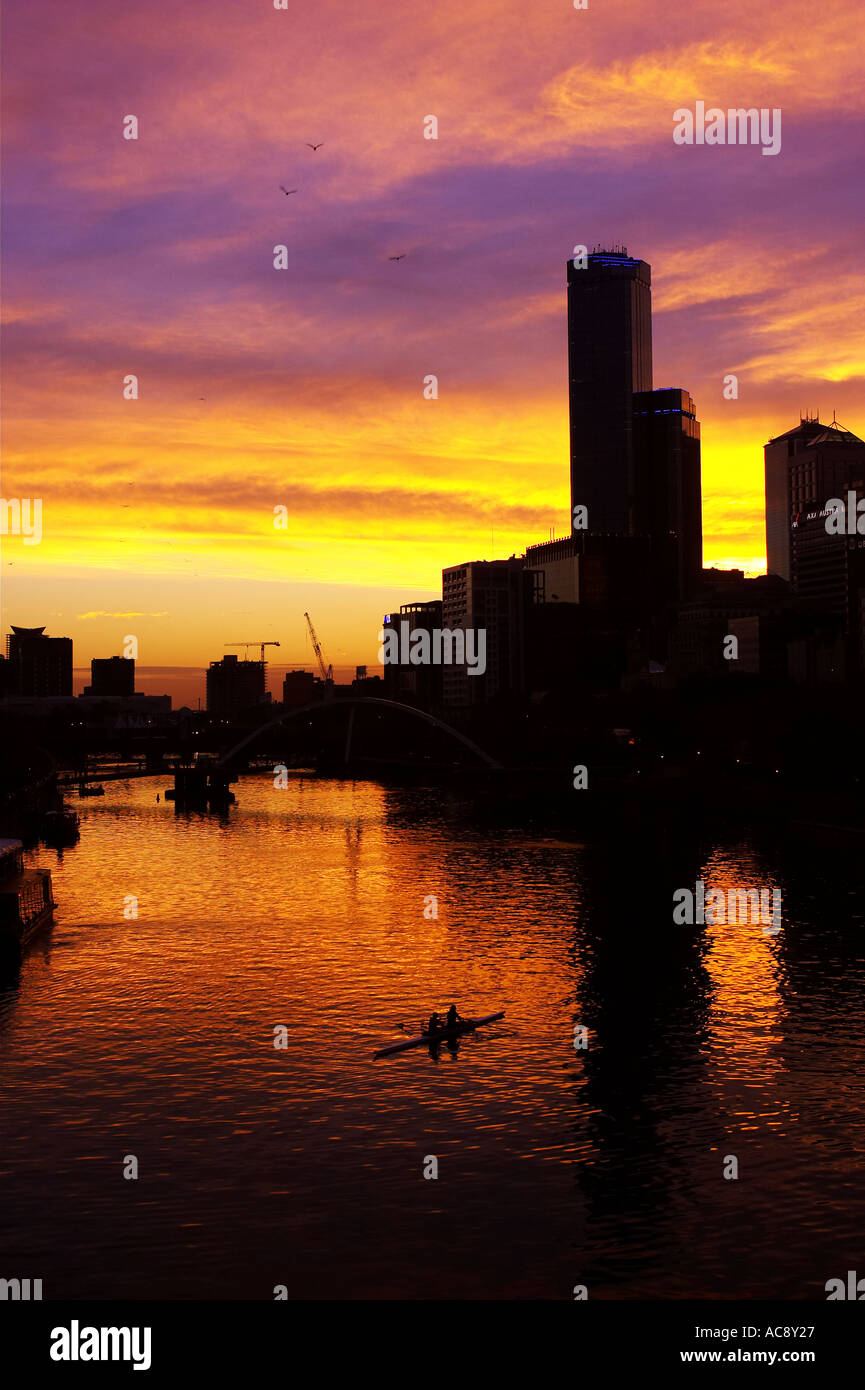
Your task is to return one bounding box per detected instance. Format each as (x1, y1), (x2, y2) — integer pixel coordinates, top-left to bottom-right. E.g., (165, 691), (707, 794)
(567, 249), (702, 597)
(5, 626), (73, 696)
(632, 388), (703, 596)
(764, 416), (865, 581)
(567, 249), (653, 534)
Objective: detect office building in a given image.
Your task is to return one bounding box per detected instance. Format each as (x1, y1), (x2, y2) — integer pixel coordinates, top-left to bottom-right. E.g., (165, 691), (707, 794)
(206, 653), (268, 717)
(0, 655), (15, 698)
(791, 508), (865, 680)
(441, 561), (531, 709)
(567, 251), (702, 599)
(522, 533), (672, 691)
(5, 626), (73, 697)
(764, 416), (865, 581)
(381, 601), (443, 709)
(84, 655), (135, 697)
(567, 249), (652, 534)
(632, 387), (703, 596)
(523, 533), (667, 612)
(282, 670), (317, 708)
(668, 573), (801, 680)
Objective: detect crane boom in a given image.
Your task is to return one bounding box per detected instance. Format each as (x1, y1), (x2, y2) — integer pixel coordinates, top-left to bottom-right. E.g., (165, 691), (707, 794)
(303, 612), (333, 682)
(225, 641), (281, 662)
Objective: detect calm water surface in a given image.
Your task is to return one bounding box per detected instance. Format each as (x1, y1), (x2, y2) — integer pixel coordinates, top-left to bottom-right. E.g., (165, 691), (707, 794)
(1, 775), (863, 1299)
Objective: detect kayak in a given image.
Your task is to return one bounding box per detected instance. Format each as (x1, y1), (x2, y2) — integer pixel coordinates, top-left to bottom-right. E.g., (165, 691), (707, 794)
(373, 1011), (505, 1059)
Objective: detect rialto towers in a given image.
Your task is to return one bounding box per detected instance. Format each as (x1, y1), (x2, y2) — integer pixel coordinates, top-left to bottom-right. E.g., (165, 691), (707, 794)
(566, 249), (703, 597)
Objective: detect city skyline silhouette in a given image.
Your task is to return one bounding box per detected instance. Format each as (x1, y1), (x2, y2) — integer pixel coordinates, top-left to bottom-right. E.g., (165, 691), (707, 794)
(3, 0), (863, 678)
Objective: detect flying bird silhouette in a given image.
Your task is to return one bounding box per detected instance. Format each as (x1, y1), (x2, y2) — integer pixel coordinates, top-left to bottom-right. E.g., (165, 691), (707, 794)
(280, 186), (298, 195)
(306, 142), (324, 151)
(389, 254), (406, 261)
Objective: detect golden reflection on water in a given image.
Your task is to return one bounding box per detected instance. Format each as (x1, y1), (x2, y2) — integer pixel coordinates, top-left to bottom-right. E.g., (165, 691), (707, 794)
(700, 845), (791, 1129)
(0, 776), (862, 1299)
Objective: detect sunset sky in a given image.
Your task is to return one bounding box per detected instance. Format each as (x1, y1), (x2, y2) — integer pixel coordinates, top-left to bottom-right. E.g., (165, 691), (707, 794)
(2, 0), (864, 700)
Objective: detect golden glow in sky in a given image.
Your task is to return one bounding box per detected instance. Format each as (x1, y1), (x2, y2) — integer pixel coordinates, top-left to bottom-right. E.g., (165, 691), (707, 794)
(2, 0), (864, 679)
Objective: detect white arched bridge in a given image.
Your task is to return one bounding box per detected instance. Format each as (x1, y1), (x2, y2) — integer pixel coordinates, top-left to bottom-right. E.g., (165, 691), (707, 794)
(215, 696), (501, 771)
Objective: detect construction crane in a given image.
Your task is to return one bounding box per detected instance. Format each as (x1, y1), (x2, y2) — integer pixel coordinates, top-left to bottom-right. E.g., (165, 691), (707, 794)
(303, 612), (333, 683)
(224, 641), (281, 662)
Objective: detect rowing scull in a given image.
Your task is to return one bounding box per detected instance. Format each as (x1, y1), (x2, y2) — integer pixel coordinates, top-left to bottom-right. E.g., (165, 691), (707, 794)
(373, 1011), (505, 1059)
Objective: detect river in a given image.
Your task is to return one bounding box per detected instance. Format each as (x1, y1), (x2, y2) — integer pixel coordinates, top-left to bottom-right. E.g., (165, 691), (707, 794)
(1, 774), (862, 1300)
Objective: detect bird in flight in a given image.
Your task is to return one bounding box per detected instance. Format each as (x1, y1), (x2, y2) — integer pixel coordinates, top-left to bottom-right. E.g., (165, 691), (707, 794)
(306, 142), (324, 151)
(389, 253), (406, 261)
(280, 186), (298, 195)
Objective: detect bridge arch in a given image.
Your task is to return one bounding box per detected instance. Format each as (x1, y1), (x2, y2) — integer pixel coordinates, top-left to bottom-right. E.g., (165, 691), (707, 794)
(216, 696), (501, 770)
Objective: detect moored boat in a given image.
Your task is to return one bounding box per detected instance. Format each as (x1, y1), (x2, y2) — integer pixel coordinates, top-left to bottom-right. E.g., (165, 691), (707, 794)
(0, 838), (56, 949)
(41, 808), (80, 846)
